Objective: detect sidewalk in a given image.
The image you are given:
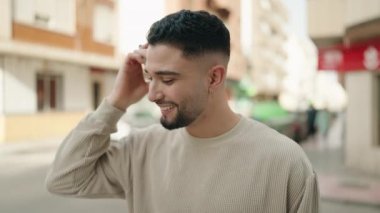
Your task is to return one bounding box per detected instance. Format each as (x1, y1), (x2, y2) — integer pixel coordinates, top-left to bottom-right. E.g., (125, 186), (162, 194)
(0, 138), (61, 155)
(301, 113), (380, 207)
(303, 141), (380, 207)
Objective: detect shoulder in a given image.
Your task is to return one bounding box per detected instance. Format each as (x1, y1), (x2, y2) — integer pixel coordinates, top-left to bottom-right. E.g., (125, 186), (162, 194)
(242, 117), (297, 148)
(242, 117), (311, 167)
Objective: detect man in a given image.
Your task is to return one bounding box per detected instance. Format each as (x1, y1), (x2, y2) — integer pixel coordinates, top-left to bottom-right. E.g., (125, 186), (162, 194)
(46, 10), (319, 212)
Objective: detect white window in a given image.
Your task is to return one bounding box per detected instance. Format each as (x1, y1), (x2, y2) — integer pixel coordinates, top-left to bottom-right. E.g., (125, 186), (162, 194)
(13, 0), (75, 35)
(93, 4), (114, 44)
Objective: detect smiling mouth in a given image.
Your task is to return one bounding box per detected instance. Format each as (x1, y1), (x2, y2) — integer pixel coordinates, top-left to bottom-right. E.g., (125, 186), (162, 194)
(158, 104), (176, 117)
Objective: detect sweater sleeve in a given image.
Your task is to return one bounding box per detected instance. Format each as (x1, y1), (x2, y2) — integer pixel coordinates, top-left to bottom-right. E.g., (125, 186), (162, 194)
(295, 172), (319, 213)
(45, 100), (132, 198)
(288, 154), (320, 213)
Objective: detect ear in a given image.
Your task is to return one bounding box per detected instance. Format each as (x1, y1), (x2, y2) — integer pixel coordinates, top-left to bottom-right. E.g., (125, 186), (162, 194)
(208, 65), (226, 92)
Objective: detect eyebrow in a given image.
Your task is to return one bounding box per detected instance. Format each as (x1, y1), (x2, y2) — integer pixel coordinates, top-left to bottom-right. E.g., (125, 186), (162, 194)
(144, 69), (180, 76)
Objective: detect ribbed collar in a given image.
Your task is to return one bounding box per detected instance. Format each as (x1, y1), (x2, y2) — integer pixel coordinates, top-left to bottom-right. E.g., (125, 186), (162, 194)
(179, 115), (247, 146)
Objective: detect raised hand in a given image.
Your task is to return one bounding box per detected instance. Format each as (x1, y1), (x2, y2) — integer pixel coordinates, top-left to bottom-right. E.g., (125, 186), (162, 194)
(106, 44), (149, 110)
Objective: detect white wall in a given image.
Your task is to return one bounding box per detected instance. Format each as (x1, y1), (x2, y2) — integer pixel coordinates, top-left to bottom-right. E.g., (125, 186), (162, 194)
(60, 65), (91, 111)
(345, 0), (380, 27)
(0, 0), (11, 39)
(2, 56), (92, 114)
(0, 57), (4, 140)
(103, 71), (116, 97)
(345, 72), (380, 175)
(0, 57), (4, 113)
(3, 57), (39, 114)
(307, 0), (345, 38)
(309, 0), (380, 38)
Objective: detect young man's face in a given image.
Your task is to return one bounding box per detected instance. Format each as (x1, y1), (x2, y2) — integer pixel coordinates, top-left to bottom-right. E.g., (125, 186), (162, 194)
(144, 44), (210, 130)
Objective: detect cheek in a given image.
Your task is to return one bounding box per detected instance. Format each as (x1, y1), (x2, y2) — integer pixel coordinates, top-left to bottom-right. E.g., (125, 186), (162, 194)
(166, 79), (209, 103)
(188, 82), (209, 106)
(162, 85), (183, 103)
(195, 78), (210, 96)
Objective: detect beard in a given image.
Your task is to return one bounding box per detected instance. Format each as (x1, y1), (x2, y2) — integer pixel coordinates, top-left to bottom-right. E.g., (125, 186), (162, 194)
(157, 84), (208, 130)
(160, 104), (202, 130)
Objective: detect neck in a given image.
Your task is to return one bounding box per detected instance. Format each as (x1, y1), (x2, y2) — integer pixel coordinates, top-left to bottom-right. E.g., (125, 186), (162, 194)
(185, 95), (240, 138)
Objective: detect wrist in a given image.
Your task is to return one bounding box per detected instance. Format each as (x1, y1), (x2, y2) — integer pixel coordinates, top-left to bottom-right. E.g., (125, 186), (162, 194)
(93, 100), (125, 127)
(105, 95), (130, 111)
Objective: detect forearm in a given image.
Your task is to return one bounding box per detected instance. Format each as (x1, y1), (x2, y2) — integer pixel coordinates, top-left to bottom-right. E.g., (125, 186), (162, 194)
(45, 100), (125, 197)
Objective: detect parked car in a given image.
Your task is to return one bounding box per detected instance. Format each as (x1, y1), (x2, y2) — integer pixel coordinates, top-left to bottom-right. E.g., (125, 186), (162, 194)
(251, 101), (308, 143)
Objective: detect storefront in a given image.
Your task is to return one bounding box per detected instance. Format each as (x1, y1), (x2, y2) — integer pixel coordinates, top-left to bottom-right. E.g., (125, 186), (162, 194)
(318, 36), (380, 175)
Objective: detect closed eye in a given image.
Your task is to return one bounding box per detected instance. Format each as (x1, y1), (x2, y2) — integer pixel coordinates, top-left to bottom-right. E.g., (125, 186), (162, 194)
(143, 69), (179, 85)
(162, 79), (175, 85)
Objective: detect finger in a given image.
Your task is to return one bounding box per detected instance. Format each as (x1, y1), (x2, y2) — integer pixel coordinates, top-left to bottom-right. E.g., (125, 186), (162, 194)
(127, 52), (145, 65)
(133, 49), (147, 63)
(133, 49), (146, 57)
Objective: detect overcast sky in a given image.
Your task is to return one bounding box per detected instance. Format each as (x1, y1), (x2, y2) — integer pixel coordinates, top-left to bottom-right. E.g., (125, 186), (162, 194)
(282, 0), (307, 37)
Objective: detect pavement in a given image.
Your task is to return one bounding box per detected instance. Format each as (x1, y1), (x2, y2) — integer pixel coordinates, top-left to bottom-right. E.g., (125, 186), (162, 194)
(1, 114), (380, 213)
(303, 138), (380, 207)
(301, 112), (380, 208)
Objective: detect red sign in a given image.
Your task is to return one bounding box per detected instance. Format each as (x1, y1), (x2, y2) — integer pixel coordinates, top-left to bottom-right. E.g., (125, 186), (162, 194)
(318, 38), (380, 71)
(318, 46), (344, 71)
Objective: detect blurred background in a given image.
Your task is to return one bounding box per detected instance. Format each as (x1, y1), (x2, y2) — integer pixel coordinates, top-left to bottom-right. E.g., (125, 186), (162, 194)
(0, 0), (379, 212)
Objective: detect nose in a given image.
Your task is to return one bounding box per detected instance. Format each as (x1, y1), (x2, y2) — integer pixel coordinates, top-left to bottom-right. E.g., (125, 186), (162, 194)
(147, 81), (164, 102)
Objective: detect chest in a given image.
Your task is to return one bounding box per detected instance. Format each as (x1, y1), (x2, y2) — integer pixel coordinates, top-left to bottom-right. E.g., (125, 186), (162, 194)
(132, 144), (288, 213)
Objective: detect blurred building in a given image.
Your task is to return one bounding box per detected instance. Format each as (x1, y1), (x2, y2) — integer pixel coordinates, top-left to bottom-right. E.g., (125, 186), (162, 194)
(0, 0), (119, 142)
(165, 0), (248, 81)
(308, 0), (380, 175)
(279, 34), (318, 112)
(248, 0), (289, 97)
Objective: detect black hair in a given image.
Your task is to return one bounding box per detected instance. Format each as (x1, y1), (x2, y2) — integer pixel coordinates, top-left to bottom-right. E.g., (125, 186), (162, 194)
(147, 10), (230, 58)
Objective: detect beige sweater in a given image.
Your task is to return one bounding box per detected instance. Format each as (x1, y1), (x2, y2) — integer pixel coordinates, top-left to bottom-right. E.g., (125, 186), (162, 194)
(46, 100), (319, 213)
